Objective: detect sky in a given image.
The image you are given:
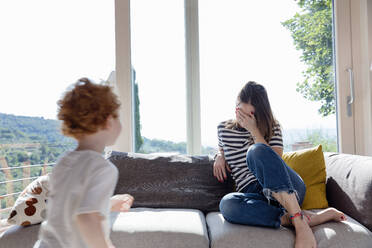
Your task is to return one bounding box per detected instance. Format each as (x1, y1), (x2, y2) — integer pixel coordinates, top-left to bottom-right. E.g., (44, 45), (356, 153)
(0, 0), (336, 148)
(0, 0), (116, 119)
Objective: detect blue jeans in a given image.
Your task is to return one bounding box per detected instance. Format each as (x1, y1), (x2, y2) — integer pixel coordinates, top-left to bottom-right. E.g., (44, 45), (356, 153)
(219, 143), (306, 229)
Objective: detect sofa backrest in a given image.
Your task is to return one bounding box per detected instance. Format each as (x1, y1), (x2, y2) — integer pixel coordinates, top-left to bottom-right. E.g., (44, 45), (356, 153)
(107, 151), (372, 231)
(106, 151), (235, 213)
(324, 152), (372, 232)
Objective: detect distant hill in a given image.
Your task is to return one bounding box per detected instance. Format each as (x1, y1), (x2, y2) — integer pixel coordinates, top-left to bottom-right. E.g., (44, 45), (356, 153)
(139, 137), (216, 155)
(0, 113), (217, 156)
(0, 113), (72, 145)
(0, 112), (336, 155)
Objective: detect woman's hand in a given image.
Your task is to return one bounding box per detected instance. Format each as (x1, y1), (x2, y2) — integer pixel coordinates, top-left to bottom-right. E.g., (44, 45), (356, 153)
(110, 194), (134, 212)
(236, 108), (257, 133)
(213, 153), (231, 182)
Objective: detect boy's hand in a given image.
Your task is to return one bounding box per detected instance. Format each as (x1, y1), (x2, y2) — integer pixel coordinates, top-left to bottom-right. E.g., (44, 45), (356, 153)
(110, 194), (134, 212)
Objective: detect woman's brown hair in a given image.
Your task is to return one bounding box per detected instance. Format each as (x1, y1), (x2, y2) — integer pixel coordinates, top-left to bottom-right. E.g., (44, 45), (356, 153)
(226, 81), (277, 142)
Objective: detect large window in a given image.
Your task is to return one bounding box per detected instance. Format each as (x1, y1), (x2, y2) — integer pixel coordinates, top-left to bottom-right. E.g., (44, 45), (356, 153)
(116, 0), (371, 155)
(130, 0), (188, 153)
(199, 0), (336, 153)
(128, 0), (337, 155)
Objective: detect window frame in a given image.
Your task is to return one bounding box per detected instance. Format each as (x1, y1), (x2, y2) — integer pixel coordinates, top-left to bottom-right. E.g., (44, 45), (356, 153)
(334, 0), (372, 155)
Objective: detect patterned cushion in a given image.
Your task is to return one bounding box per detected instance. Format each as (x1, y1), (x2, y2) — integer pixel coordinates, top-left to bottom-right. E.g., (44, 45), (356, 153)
(7, 174), (50, 226)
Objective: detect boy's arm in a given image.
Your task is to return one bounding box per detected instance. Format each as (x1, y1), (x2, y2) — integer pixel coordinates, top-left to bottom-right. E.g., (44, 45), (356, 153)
(76, 212), (115, 248)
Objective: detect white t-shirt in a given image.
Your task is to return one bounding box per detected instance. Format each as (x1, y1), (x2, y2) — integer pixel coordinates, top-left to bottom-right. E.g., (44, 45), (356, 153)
(35, 150), (118, 248)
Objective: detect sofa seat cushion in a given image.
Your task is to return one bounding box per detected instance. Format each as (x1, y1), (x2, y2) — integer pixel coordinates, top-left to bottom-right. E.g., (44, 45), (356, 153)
(0, 223), (40, 248)
(0, 208), (210, 248)
(206, 210), (372, 248)
(110, 208), (209, 248)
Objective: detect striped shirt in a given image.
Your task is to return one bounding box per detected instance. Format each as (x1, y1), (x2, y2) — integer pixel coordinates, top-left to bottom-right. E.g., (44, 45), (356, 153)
(217, 120), (283, 192)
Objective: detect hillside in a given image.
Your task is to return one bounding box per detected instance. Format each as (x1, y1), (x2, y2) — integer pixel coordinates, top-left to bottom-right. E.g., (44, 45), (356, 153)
(0, 113), (217, 165)
(0, 112), (337, 162)
(0, 113), (72, 145)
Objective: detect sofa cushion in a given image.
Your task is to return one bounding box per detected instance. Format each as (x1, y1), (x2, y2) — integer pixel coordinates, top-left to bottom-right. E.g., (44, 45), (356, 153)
(0, 223), (40, 248)
(206, 211), (372, 248)
(1, 208), (210, 248)
(282, 145), (328, 210)
(7, 174), (50, 226)
(324, 152), (372, 232)
(110, 208), (209, 248)
(106, 151), (234, 213)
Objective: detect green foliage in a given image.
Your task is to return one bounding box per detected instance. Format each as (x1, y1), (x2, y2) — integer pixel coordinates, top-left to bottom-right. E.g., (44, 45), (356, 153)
(139, 137), (187, 154)
(132, 69), (144, 152)
(30, 152), (40, 164)
(138, 137), (216, 155)
(16, 151), (29, 163)
(304, 129), (337, 152)
(134, 82), (144, 152)
(0, 113), (72, 211)
(282, 0), (335, 116)
(0, 113), (73, 144)
(0, 113), (76, 166)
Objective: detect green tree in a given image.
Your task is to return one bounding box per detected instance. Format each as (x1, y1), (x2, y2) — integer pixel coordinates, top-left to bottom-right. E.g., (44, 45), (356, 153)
(282, 0), (334, 116)
(16, 151), (29, 163)
(40, 144), (49, 156)
(30, 152), (40, 164)
(133, 69), (144, 152)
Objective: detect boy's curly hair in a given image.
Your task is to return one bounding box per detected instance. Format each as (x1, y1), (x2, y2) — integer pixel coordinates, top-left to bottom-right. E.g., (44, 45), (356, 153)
(57, 78), (121, 139)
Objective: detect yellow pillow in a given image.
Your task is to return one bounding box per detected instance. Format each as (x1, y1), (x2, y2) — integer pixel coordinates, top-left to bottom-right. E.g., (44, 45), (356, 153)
(282, 145), (328, 210)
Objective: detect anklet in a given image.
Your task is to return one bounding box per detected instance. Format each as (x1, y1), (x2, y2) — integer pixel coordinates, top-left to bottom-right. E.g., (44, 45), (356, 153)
(289, 211), (303, 224)
(289, 211), (311, 224)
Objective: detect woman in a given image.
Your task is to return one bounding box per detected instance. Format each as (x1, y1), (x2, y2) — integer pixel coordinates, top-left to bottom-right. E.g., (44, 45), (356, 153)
(214, 81), (345, 248)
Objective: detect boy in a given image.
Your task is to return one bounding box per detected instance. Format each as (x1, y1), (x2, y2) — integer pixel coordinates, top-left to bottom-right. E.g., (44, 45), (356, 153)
(35, 78), (134, 248)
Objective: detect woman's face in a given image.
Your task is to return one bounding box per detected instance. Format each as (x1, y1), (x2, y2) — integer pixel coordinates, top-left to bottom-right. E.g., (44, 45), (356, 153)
(236, 102), (255, 117)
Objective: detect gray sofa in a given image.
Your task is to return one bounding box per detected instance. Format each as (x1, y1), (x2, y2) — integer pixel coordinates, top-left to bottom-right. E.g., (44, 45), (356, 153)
(1, 151), (372, 248)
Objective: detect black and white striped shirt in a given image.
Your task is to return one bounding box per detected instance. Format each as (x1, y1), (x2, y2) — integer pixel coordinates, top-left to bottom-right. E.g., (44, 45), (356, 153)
(217, 121), (283, 192)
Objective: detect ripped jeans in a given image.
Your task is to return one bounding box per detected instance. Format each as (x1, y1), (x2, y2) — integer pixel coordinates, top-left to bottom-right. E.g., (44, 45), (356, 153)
(219, 143), (306, 229)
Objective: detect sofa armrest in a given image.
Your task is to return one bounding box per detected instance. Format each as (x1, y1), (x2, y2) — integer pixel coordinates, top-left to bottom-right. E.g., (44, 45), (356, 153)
(324, 152), (372, 231)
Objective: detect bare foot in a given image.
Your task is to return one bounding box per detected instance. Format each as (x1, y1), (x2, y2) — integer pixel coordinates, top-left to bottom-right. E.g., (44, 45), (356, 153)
(304, 208), (346, 227)
(292, 217), (317, 248)
(281, 208), (346, 227)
